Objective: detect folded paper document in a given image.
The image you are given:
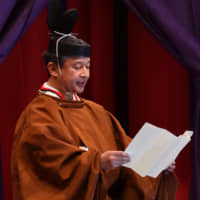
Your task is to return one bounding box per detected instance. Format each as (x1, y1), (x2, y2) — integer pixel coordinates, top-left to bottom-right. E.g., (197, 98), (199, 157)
(123, 122), (193, 178)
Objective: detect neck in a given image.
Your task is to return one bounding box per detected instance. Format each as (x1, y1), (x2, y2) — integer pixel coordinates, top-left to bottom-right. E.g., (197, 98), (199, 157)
(47, 78), (74, 99)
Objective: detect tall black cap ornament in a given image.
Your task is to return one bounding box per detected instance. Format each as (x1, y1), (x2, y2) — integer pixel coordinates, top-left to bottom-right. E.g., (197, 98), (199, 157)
(46, 0), (90, 63)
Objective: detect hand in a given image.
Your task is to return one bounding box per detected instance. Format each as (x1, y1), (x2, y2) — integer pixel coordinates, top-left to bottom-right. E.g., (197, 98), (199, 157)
(165, 161), (176, 174)
(100, 151), (130, 171)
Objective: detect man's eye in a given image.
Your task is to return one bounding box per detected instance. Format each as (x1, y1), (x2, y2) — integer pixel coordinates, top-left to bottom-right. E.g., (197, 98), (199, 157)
(73, 65), (82, 69)
(72, 63), (90, 70)
(86, 64), (90, 69)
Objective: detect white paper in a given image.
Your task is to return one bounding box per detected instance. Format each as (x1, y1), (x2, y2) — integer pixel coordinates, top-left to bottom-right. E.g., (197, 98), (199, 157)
(123, 122), (193, 178)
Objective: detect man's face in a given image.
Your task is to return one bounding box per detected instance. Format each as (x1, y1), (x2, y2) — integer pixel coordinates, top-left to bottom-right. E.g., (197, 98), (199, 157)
(60, 57), (90, 94)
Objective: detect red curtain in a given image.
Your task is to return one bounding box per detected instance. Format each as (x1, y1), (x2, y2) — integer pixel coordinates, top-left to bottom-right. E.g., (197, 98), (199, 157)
(128, 12), (191, 200)
(0, 9), (49, 200)
(0, 1), (190, 200)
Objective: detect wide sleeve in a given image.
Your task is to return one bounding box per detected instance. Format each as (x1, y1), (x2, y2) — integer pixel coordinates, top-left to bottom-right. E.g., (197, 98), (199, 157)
(105, 111), (131, 149)
(108, 167), (177, 200)
(12, 104), (104, 200)
(156, 171), (177, 200)
(105, 111), (178, 200)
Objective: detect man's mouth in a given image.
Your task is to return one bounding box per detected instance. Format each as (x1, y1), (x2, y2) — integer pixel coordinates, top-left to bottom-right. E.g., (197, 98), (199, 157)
(77, 81), (86, 88)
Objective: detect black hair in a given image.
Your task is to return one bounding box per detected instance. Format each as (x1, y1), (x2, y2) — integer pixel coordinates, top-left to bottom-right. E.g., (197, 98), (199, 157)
(43, 51), (67, 77)
(42, 51), (66, 67)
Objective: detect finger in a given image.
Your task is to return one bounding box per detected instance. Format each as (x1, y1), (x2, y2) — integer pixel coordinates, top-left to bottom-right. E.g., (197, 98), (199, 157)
(114, 157), (130, 166)
(167, 165), (176, 172)
(114, 152), (130, 160)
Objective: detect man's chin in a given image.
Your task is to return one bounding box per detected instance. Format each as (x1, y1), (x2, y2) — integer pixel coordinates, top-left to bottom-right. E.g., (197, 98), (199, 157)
(76, 88), (85, 94)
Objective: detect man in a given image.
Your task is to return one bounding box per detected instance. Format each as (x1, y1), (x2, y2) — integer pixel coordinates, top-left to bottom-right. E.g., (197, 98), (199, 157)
(11, 2), (177, 200)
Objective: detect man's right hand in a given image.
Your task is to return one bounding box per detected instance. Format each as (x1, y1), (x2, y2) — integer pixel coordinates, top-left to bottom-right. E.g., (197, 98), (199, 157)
(100, 151), (130, 171)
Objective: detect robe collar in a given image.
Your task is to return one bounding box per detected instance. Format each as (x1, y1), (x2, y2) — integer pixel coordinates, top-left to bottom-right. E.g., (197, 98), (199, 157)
(40, 82), (80, 101)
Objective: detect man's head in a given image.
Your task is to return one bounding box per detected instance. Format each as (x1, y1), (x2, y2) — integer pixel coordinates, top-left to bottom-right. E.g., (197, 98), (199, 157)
(43, 33), (91, 94)
(44, 4), (91, 95)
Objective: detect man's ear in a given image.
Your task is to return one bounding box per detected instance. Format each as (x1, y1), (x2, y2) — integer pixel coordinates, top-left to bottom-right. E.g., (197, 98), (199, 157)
(47, 62), (59, 78)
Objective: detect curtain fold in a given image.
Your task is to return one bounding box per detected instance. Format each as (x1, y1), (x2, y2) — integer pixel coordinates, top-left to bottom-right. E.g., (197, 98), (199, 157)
(190, 77), (200, 200)
(0, 1), (51, 199)
(123, 0), (200, 199)
(0, 0), (48, 64)
(122, 0), (200, 74)
(0, 148), (3, 200)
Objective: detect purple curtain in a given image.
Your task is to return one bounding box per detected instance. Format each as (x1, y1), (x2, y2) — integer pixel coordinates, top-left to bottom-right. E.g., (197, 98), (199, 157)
(122, 0), (200, 199)
(0, 1), (67, 199)
(0, 147), (3, 200)
(122, 0), (200, 74)
(0, 0), (50, 198)
(0, 0), (49, 64)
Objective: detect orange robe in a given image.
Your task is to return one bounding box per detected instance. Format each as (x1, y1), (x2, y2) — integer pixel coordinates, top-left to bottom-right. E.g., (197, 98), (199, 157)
(11, 93), (177, 200)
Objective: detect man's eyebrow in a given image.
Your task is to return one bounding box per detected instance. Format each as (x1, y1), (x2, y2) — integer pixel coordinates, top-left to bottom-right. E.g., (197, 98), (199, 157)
(73, 61), (91, 65)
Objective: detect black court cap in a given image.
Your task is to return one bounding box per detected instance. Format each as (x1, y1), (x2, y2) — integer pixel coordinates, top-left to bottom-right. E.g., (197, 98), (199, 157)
(47, 35), (90, 57)
(46, 0), (90, 57)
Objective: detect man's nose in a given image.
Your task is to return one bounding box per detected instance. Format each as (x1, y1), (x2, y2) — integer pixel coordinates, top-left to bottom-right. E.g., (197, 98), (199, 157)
(80, 66), (89, 77)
